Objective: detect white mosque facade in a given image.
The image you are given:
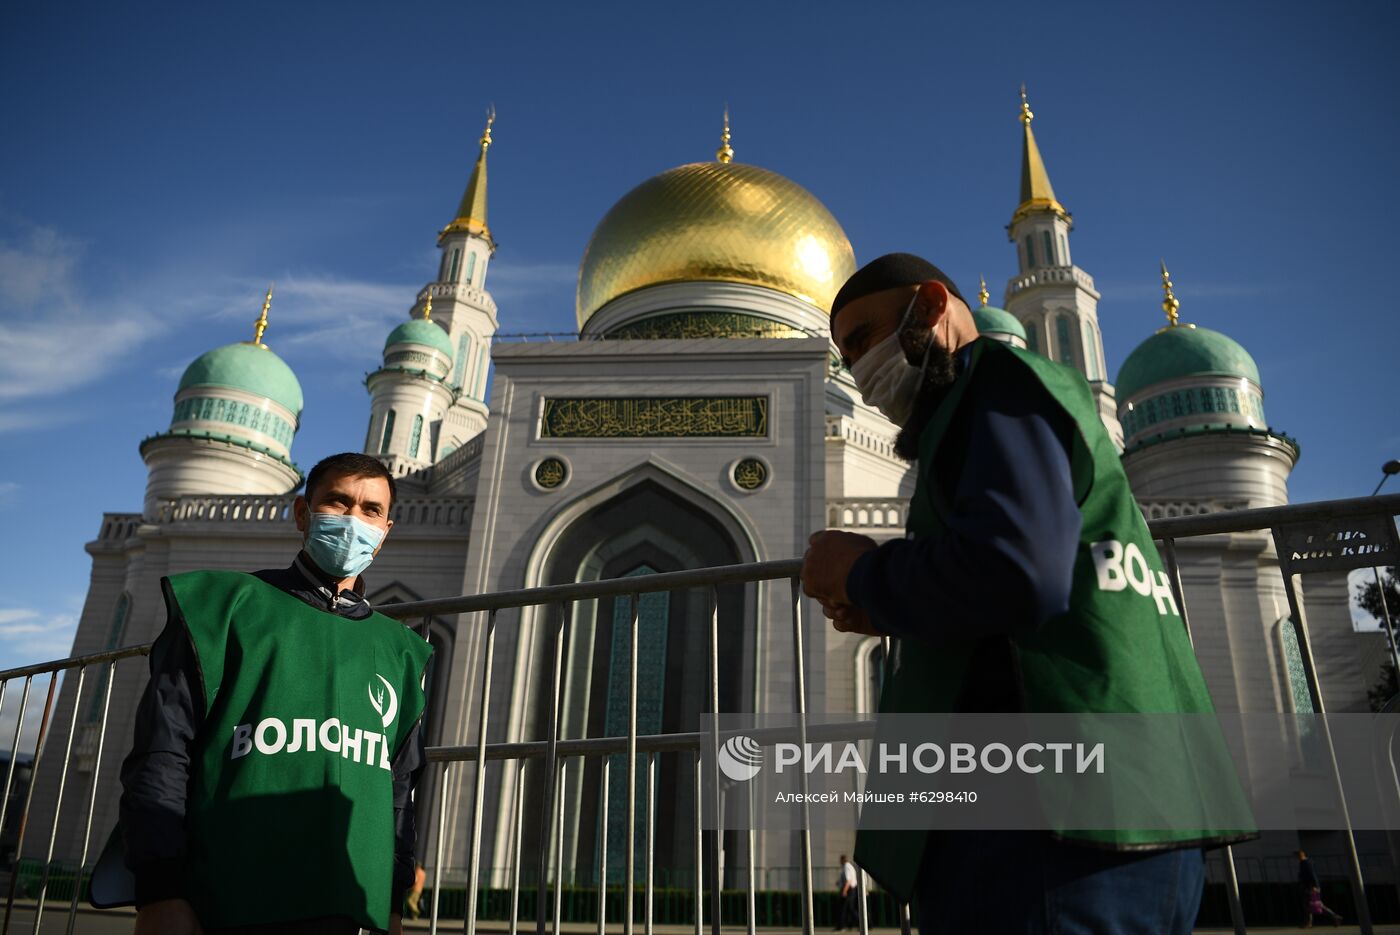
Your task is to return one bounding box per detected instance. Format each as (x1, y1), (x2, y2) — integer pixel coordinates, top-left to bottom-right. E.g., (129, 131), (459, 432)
(30, 97), (1391, 888)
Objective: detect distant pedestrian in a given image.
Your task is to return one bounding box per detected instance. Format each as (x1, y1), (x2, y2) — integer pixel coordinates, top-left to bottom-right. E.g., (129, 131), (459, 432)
(1297, 850), (1341, 927)
(406, 862), (427, 919)
(834, 854), (859, 931)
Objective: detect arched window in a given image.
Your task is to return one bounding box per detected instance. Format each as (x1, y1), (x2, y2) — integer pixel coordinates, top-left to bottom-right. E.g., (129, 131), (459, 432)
(1082, 321), (1099, 380)
(380, 410), (396, 454)
(1024, 320), (1039, 354)
(409, 414), (424, 459)
(87, 593), (132, 722)
(473, 348), (489, 400)
(1024, 235), (1036, 269)
(452, 335), (470, 388)
(1042, 231), (1055, 266)
(1059, 234), (1068, 265)
(465, 252), (477, 285)
(1055, 316), (1075, 366)
(447, 249), (461, 282)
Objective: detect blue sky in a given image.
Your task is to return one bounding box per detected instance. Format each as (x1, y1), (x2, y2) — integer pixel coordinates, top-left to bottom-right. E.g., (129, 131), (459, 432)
(1, 1), (1397, 671)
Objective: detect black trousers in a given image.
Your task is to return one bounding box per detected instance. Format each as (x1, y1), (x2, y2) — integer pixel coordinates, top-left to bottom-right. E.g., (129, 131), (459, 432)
(841, 888), (860, 928)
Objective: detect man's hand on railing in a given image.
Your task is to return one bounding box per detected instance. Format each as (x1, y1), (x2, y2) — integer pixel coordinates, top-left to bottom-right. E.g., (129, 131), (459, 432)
(135, 898), (203, 935)
(801, 530), (878, 607)
(822, 600), (883, 637)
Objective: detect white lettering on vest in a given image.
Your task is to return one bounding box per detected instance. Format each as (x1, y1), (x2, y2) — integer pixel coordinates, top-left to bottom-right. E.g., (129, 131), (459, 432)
(342, 724), (363, 763)
(363, 731), (381, 766)
(1091, 540), (1127, 591)
(287, 718), (317, 753)
(231, 724), (253, 760)
(318, 719), (342, 753)
(1151, 571), (1180, 617)
(1090, 539), (1181, 617)
(255, 718), (287, 755)
(380, 735), (392, 771)
(1123, 543), (1152, 596)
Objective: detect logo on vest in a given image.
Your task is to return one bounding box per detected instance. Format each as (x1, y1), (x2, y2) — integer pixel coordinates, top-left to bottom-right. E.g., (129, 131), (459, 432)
(369, 674), (398, 729)
(227, 673), (404, 771)
(1089, 539), (1180, 617)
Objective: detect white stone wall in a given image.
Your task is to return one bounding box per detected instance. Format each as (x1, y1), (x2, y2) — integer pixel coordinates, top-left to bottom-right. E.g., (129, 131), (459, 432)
(435, 336), (829, 881)
(1124, 434), (1296, 509)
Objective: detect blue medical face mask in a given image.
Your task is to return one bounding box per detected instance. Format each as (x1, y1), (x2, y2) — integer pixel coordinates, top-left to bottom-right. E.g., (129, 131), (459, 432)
(304, 513), (386, 579)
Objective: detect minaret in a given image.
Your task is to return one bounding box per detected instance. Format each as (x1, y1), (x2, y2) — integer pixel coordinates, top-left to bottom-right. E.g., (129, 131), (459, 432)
(1003, 86), (1123, 448)
(1115, 264), (1296, 507)
(365, 293), (457, 477)
(140, 285), (305, 518)
(426, 107), (501, 458)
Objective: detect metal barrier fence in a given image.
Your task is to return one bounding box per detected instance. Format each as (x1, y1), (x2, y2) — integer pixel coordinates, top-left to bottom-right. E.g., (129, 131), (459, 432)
(0, 493), (1395, 935)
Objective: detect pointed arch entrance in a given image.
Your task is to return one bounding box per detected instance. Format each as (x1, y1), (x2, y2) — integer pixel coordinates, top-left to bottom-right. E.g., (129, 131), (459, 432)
(517, 468), (754, 886)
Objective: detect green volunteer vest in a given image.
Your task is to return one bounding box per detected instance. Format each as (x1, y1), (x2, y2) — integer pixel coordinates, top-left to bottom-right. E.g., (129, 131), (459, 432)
(853, 338), (1253, 901)
(167, 570), (433, 932)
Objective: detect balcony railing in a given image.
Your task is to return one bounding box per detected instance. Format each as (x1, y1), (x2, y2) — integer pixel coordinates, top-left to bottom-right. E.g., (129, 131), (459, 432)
(2, 494), (1398, 935)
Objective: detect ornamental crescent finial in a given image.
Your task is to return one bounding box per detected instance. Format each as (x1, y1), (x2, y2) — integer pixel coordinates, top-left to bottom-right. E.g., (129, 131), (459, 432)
(251, 283), (274, 347)
(480, 104), (495, 153)
(716, 105), (734, 164)
(1160, 260), (1181, 328)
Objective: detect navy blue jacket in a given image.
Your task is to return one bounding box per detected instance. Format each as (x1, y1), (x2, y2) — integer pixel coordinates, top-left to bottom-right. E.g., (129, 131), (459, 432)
(845, 343), (1083, 699)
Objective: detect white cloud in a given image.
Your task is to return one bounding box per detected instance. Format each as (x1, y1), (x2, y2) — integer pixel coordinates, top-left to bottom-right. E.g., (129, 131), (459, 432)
(248, 274), (418, 353)
(484, 260), (577, 301)
(0, 224), (154, 410)
(0, 606), (79, 665)
(0, 226), (81, 307)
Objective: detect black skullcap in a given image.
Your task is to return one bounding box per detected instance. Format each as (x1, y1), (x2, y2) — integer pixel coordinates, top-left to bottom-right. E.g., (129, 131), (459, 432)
(830, 252), (967, 322)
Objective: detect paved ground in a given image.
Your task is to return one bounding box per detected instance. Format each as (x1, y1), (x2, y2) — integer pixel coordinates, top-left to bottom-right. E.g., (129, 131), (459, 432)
(3, 905), (1398, 934)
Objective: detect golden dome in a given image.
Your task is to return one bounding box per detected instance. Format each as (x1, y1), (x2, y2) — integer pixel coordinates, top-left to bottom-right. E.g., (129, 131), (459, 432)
(576, 161), (857, 328)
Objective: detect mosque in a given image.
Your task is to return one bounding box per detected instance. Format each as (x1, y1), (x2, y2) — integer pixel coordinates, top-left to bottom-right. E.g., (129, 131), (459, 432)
(32, 91), (1389, 891)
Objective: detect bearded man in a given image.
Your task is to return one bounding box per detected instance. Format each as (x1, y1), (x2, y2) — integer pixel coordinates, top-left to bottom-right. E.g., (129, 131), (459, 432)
(800, 254), (1245, 934)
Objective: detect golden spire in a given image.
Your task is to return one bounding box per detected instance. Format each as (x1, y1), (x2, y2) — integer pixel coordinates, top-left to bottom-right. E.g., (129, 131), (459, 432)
(440, 105), (496, 248)
(978, 275), (990, 308)
(422, 292), (433, 321)
(1158, 260), (1182, 330)
(1011, 85), (1069, 227)
(249, 283), (273, 348)
(716, 106), (734, 164)
(480, 104), (495, 154)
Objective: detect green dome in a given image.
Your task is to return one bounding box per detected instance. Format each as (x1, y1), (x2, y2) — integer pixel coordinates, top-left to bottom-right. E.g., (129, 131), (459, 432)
(385, 319), (453, 359)
(972, 305), (1027, 340)
(178, 342), (304, 415)
(1116, 325), (1260, 402)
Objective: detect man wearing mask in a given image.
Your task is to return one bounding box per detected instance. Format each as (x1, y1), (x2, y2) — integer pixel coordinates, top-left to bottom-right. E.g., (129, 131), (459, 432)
(117, 452), (433, 935)
(800, 254), (1245, 934)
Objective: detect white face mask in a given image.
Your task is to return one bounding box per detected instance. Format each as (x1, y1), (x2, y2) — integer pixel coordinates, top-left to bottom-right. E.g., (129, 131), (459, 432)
(848, 294), (930, 426)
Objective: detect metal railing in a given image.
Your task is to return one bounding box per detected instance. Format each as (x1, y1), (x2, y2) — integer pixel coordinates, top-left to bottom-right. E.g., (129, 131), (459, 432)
(0, 493), (1396, 935)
